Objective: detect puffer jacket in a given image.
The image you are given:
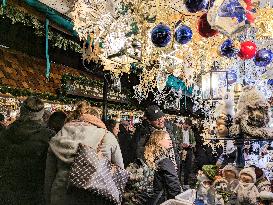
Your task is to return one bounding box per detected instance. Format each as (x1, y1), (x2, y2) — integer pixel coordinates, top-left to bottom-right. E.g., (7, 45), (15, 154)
(44, 115), (124, 205)
(147, 157), (181, 205)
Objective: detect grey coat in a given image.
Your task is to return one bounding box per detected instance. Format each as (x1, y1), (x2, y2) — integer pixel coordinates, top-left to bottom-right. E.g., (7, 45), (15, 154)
(44, 121), (124, 205)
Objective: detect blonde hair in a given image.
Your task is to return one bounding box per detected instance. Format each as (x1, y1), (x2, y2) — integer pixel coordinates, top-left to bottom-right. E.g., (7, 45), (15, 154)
(144, 130), (169, 170)
(69, 101), (100, 121)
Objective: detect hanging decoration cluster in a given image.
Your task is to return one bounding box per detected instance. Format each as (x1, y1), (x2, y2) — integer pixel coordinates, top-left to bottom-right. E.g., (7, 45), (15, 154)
(68, 0), (273, 103)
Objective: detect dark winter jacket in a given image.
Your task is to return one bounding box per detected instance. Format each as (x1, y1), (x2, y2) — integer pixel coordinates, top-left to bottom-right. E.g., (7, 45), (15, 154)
(0, 119), (55, 205)
(118, 124), (134, 167)
(147, 158), (181, 205)
(133, 120), (155, 160)
(133, 120), (180, 171)
(0, 123), (5, 134)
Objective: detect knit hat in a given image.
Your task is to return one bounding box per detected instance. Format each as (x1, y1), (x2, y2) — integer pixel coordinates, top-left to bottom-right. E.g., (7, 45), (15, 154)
(145, 105), (165, 121)
(19, 96), (45, 121)
(239, 167), (256, 183)
(223, 164), (239, 178)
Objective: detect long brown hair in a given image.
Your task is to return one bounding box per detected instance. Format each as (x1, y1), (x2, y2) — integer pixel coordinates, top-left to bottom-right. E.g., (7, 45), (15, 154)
(68, 101), (100, 121)
(144, 130), (169, 170)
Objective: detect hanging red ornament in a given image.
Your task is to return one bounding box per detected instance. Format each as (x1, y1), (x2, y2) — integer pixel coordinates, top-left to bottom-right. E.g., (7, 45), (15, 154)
(246, 12), (255, 23)
(243, 0), (251, 4)
(197, 13), (218, 38)
(243, 0), (255, 24)
(239, 41), (257, 59)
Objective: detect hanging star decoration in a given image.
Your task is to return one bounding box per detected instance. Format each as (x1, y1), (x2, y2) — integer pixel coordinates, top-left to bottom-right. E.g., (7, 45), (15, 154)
(255, 3), (273, 39)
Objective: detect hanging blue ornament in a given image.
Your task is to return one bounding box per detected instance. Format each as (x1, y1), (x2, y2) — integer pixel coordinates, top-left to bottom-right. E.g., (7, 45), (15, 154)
(175, 25), (193, 44)
(268, 79), (273, 86)
(220, 39), (239, 58)
(254, 49), (273, 67)
(185, 0), (209, 13)
(151, 23), (172, 47)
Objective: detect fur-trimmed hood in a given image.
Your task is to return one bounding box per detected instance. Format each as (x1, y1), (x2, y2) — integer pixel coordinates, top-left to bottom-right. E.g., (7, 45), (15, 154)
(49, 114), (116, 164)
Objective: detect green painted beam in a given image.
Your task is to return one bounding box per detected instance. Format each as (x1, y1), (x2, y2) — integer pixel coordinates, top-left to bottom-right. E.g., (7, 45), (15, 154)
(23, 0), (78, 36)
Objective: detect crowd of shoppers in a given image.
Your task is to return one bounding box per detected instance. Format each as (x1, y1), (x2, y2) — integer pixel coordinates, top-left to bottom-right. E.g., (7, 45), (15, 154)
(0, 97), (210, 205)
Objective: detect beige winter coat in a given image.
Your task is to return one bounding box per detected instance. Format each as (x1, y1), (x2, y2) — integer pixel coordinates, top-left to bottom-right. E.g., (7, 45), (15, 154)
(44, 117), (124, 205)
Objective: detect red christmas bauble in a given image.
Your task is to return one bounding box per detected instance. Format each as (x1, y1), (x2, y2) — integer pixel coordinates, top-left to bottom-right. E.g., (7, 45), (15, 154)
(239, 41), (257, 59)
(197, 13), (218, 38)
(246, 12), (255, 23)
(243, 0), (251, 4)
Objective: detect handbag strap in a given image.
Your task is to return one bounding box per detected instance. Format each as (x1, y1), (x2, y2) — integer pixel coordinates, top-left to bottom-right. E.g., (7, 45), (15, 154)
(96, 130), (107, 154)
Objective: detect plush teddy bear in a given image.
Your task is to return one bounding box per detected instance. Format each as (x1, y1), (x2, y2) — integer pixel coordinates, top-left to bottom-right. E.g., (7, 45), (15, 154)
(234, 167), (259, 205)
(214, 93), (235, 138)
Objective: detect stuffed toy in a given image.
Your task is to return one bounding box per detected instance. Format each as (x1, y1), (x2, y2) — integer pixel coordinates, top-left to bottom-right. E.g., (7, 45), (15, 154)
(214, 94), (236, 167)
(214, 93), (235, 138)
(252, 166), (273, 202)
(207, 177), (230, 205)
(221, 164), (239, 204)
(231, 86), (273, 139)
(234, 167), (259, 205)
(223, 164), (239, 191)
(196, 170), (213, 204)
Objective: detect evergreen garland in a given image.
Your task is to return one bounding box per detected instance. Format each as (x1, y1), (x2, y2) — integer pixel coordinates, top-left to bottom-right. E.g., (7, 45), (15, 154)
(0, 84), (138, 111)
(60, 74), (137, 110)
(0, 5), (81, 53)
(61, 74), (104, 93)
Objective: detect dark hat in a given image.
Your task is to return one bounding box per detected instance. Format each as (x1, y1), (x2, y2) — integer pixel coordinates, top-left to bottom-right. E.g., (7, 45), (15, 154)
(145, 105), (165, 121)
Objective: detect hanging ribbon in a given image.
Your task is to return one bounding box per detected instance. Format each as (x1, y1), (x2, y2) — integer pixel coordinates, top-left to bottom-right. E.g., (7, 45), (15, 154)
(45, 18), (51, 79)
(2, 0), (7, 13)
(2, 0), (6, 7)
(184, 93), (186, 109)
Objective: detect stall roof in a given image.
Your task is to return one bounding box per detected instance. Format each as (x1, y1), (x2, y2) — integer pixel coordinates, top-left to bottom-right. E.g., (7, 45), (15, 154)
(39, 0), (73, 16)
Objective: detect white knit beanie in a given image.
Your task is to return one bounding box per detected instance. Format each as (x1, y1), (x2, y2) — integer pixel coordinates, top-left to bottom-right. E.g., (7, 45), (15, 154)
(239, 167), (256, 183)
(223, 164), (239, 178)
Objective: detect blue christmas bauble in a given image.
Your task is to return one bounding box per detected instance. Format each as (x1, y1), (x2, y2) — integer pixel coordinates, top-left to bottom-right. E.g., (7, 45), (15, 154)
(220, 39), (239, 58)
(254, 49), (273, 67)
(185, 0), (209, 13)
(268, 79), (273, 86)
(175, 25), (193, 44)
(151, 24), (172, 47)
